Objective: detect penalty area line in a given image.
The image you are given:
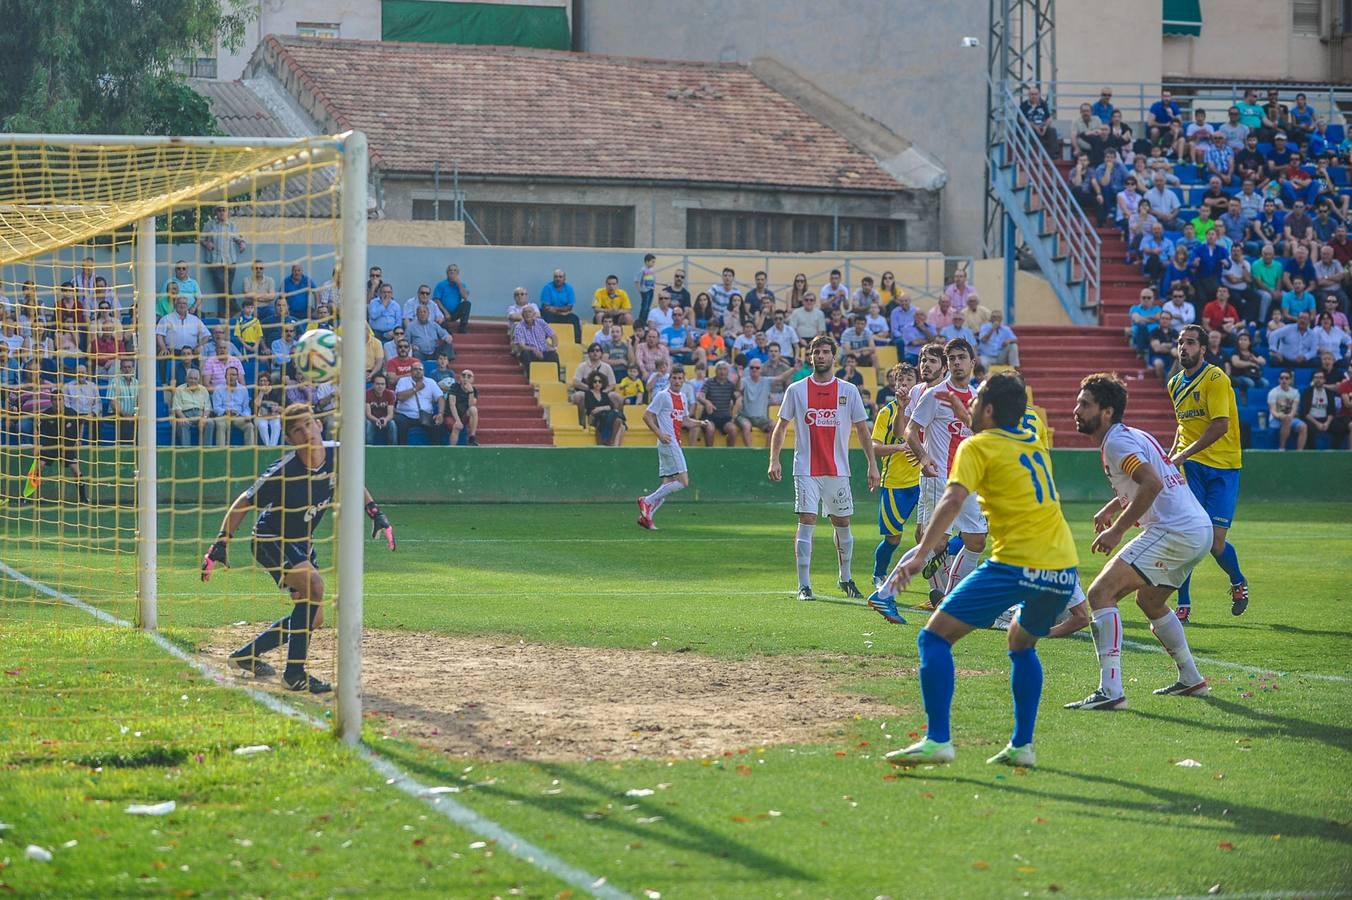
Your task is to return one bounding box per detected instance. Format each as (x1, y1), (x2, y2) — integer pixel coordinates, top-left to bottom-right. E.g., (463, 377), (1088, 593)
(0, 560), (631, 900)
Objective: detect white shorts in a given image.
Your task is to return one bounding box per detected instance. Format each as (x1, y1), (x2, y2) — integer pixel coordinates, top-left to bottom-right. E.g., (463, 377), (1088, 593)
(1116, 524), (1210, 589)
(954, 491), (988, 536)
(794, 475), (854, 518)
(917, 476), (943, 529)
(657, 441), (687, 477)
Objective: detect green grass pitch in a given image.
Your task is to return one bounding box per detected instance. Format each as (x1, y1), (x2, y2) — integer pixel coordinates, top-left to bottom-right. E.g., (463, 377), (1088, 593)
(1, 499), (1349, 898)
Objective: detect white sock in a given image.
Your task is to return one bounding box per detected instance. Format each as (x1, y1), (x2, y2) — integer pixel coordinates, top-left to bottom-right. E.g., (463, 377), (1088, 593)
(644, 480), (683, 516)
(795, 523), (815, 588)
(944, 545), (982, 594)
(833, 525), (854, 582)
(1150, 612), (1203, 685)
(1091, 607), (1124, 697)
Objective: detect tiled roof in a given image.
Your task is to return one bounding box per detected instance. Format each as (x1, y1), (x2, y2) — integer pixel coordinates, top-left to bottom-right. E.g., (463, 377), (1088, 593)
(252, 36), (908, 193)
(190, 79), (291, 138)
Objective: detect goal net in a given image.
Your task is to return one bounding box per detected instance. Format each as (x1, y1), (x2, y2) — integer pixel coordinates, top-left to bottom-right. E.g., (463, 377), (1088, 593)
(0, 133), (370, 749)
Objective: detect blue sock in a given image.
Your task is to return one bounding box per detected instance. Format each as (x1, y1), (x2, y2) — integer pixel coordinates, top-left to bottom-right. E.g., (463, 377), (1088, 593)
(946, 534), (964, 556)
(917, 629), (955, 744)
(1177, 574), (1192, 608)
(1216, 541), (1245, 585)
(1009, 647), (1043, 748)
(873, 539), (898, 579)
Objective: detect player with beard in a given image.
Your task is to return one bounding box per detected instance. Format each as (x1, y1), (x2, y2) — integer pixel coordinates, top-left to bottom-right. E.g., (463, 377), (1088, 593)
(907, 344), (963, 607)
(769, 334), (880, 601)
(1167, 324), (1248, 622)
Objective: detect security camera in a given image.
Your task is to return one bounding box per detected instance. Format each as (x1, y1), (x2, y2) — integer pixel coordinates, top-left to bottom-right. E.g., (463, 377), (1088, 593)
(960, 36), (980, 48)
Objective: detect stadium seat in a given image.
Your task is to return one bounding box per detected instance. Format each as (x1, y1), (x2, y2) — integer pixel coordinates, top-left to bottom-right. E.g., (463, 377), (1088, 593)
(873, 345), (898, 369)
(529, 361), (561, 384)
(1327, 124), (1345, 144)
(537, 381), (569, 404)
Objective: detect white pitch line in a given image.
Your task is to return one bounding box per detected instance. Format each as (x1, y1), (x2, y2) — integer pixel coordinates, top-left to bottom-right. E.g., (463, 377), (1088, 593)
(0, 560), (631, 900)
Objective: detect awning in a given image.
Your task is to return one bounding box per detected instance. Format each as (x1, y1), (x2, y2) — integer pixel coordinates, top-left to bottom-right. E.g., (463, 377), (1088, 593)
(1163, 0), (1202, 36)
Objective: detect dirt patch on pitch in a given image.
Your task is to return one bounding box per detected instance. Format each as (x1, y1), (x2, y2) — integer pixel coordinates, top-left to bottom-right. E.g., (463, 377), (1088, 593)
(203, 626), (911, 761)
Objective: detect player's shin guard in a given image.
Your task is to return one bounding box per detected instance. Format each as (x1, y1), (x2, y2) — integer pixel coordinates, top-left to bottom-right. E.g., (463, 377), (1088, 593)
(1149, 611), (1203, 685)
(795, 523), (814, 587)
(945, 546), (982, 594)
(917, 629), (955, 743)
(283, 600), (322, 678)
(873, 539), (898, 580)
(1091, 607), (1124, 697)
(1216, 541), (1245, 585)
(235, 615), (292, 659)
(833, 525), (854, 582)
(1009, 647), (1043, 748)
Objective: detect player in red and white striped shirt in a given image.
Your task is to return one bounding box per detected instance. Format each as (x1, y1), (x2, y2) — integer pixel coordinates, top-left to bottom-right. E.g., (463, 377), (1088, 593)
(637, 366), (709, 530)
(768, 335), (880, 601)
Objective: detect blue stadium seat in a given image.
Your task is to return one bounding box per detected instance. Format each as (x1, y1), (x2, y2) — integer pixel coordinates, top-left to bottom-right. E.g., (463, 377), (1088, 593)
(1175, 164), (1201, 184)
(1248, 427), (1279, 450)
(1328, 124), (1346, 144)
(1330, 166), (1349, 187)
(1256, 142), (1273, 156)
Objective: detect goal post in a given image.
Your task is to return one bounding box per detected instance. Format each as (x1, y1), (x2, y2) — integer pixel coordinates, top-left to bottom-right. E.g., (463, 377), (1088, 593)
(0, 131), (368, 743)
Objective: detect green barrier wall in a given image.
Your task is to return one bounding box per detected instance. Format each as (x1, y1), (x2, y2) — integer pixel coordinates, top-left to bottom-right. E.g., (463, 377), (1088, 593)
(1, 447), (1346, 507)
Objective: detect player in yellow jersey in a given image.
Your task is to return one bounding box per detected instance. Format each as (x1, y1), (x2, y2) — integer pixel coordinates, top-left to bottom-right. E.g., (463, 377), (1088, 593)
(1166, 324), (1248, 622)
(866, 363), (922, 616)
(881, 372), (1079, 769)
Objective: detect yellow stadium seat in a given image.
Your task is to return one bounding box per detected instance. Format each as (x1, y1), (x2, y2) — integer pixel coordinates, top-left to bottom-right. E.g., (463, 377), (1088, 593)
(530, 361), (562, 384)
(557, 343), (583, 367)
(537, 381), (569, 404)
(873, 345), (898, 369)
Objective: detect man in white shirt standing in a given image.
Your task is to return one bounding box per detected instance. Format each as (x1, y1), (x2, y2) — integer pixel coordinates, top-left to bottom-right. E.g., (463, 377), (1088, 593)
(768, 334), (880, 602)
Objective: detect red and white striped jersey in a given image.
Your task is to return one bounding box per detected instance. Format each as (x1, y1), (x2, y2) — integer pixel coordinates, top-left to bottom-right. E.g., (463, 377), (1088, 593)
(646, 388), (686, 445)
(910, 376), (977, 479)
(778, 376), (867, 477)
(1101, 422), (1211, 533)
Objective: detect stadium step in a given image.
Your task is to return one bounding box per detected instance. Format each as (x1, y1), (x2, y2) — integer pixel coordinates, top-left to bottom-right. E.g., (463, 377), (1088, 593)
(433, 319), (555, 445)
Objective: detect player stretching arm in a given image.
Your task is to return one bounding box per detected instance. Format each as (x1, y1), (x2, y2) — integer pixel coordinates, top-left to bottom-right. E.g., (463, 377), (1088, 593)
(883, 372), (1079, 769)
(200, 403), (395, 694)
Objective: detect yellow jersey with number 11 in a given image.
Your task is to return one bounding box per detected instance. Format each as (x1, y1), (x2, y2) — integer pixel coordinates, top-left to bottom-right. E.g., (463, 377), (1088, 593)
(948, 426), (1078, 570)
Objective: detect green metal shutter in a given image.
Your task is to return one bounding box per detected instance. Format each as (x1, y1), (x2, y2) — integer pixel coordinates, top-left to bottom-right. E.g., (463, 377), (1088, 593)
(1162, 0), (1202, 37)
(382, 0), (570, 50)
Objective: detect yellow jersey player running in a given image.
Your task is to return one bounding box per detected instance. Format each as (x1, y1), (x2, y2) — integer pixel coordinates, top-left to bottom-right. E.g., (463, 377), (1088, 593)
(883, 372), (1079, 769)
(866, 363), (922, 621)
(1167, 324), (1248, 622)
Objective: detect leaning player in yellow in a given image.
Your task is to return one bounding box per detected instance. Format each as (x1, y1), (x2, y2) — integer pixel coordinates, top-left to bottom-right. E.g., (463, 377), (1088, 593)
(1167, 324), (1248, 622)
(866, 363), (922, 624)
(882, 372), (1079, 768)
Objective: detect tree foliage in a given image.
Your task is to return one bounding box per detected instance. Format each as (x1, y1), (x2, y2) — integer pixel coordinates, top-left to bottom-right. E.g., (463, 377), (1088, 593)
(0, 0), (253, 136)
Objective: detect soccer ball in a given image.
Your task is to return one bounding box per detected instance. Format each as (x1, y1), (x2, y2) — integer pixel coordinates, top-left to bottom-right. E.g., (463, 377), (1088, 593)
(292, 328), (340, 383)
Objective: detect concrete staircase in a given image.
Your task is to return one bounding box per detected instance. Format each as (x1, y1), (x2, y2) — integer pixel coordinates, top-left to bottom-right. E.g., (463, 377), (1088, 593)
(451, 322), (553, 445)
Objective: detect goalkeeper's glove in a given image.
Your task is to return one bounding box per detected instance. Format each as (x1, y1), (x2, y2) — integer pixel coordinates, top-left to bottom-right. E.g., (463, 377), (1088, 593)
(366, 501), (396, 550)
(201, 536), (230, 581)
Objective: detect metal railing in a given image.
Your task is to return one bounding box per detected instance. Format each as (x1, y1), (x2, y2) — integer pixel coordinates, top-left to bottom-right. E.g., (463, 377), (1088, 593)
(989, 78), (1101, 318)
(1046, 80), (1352, 128)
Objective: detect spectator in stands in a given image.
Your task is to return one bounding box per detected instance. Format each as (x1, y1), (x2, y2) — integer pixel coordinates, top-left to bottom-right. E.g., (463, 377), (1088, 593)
(364, 372), (396, 445)
(211, 365), (254, 446)
(1204, 329), (1229, 369)
(1103, 109), (1134, 159)
(430, 264), (472, 334)
(758, 311), (790, 360)
(1281, 201), (1317, 259)
(695, 361), (738, 446)
(1234, 89), (1263, 134)
(315, 266), (339, 313)
(1315, 349), (1347, 387)
(241, 260), (277, 321)
(1143, 172), (1182, 230)
(402, 284), (443, 327)
(1091, 87), (1115, 124)
(1146, 88), (1181, 141)
(646, 289), (675, 333)
(1019, 84), (1058, 156)
(1268, 370), (1306, 449)
(169, 261), (203, 316)
(839, 314), (878, 366)
(939, 309), (977, 348)
(1125, 197), (1156, 263)
(865, 301), (891, 341)
(104, 355), (137, 443)
(1203, 284), (1243, 342)
(1092, 148), (1128, 227)
(366, 265), (384, 302)
(1315, 311), (1352, 362)
(511, 305), (559, 377)
(657, 269), (688, 311)
(392, 360), (447, 445)
(1073, 104), (1107, 165)
(447, 366), (479, 446)
(709, 267), (741, 321)
(1148, 310), (1180, 378)
(1161, 284), (1196, 326)
(635, 327), (670, 384)
(1203, 130), (1236, 186)
(199, 205), (246, 315)
(1218, 106), (1249, 151)
(1314, 244), (1348, 311)
(251, 370), (282, 446)
(576, 371), (623, 445)
(824, 306), (847, 341)
(885, 290), (916, 336)
(231, 297), (263, 361)
(1228, 332), (1267, 403)
(688, 292), (714, 333)
(850, 276), (880, 315)
(261, 296), (299, 350)
(723, 294), (749, 334)
(592, 274), (633, 325)
(1312, 200), (1341, 246)
(834, 354), (865, 391)
(746, 270), (776, 320)
(661, 306), (696, 366)
(1069, 153), (1099, 217)
(699, 320), (729, 365)
(270, 323), (299, 379)
(154, 294), (209, 383)
(202, 332), (244, 392)
(783, 273), (808, 310)
(1160, 247), (1195, 305)
(505, 287), (538, 329)
(89, 319), (124, 378)
(367, 283), (403, 341)
(1271, 312), (1319, 367)
(405, 303), (454, 362)
(1190, 229), (1228, 310)
(1302, 369), (1348, 448)
(1281, 277), (1317, 323)
(731, 320), (760, 367)
(928, 291), (960, 331)
(1249, 243), (1283, 320)
(281, 263), (314, 321)
(1308, 118), (1338, 157)
(539, 268), (581, 344)
(977, 309), (1020, 370)
(897, 307), (936, 364)
(811, 269), (843, 311)
(1283, 242), (1318, 295)
(943, 268), (976, 310)
(171, 367), (211, 446)
(1139, 221), (1174, 283)
(762, 342), (794, 404)
(632, 253), (658, 325)
(602, 324), (634, 380)
(787, 294), (826, 350)
(734, 358), (772, 444)
(571, 343), (619, 426)
(1128, 288), (1162, 357)
(1235, 135), (1267, 190)
(1323, 293), (1350, 331)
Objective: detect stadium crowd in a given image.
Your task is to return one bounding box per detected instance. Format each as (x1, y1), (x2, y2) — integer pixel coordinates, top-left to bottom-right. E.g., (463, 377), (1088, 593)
(1043, 84), (1352, 449)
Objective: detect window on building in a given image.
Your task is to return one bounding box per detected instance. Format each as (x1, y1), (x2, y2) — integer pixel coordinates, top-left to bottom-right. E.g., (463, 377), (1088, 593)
(172, 57), (218, 79)
(686, 209), (907, 252)
(1293, 0), (1322, 35)
(450, 202), (635, 247)
(296, 22), (341, 38)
